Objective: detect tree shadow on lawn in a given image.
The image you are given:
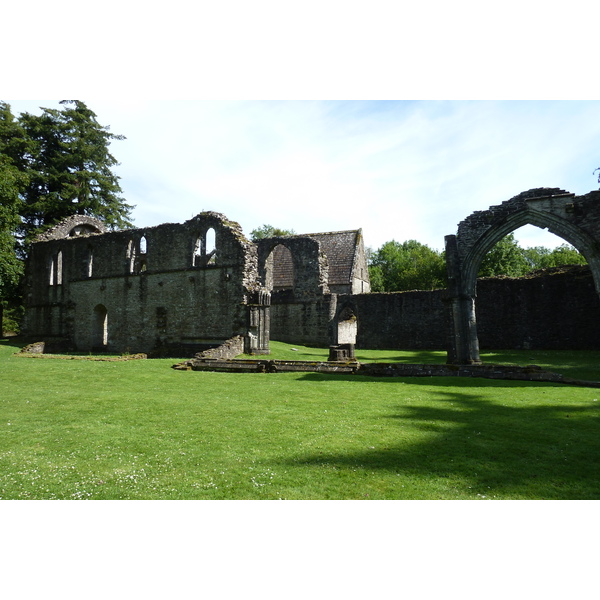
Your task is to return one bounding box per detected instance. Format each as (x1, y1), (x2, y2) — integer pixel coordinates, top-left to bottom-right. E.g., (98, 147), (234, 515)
(355, 350), (448, 363)
(286, 376), (600, 499)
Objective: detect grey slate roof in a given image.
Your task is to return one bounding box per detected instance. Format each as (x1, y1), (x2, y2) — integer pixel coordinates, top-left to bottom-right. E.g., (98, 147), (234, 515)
(300, 230), (361, 285)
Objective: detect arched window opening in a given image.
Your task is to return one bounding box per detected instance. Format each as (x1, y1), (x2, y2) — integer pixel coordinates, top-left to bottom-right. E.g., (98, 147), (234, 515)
(205, 228), (216, 254)
(140, 236), (147, 254)
(93, 304), (108, 348)
(193, 236), (202, 266)
(192, 229), (217, 266)
(206, 228), (217, 264)
(269, 244), (295, 291)
(127, 240), (136, 274)
(48, 259), (54, 285)
(56, 251), (63, 285)
(87, 248), (93, 278)
(49, 252), (63, 286)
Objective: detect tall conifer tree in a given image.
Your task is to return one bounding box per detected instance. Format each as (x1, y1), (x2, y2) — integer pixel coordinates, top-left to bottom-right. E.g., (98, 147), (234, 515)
(15, 100), (133, 243)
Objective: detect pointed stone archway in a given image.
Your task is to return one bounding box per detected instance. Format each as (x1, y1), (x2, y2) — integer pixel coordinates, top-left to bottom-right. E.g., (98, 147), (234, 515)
(444, 188), (600, 364)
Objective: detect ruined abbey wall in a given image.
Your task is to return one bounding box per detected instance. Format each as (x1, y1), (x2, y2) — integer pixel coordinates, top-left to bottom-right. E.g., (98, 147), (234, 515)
(475, 266), (600, 350)
(22, 213), (269, 355)
(267, 265), (600, 352)
(22, 194), (600, 359)
(269, 294), (336, 347)
(345, 265), (600, 351)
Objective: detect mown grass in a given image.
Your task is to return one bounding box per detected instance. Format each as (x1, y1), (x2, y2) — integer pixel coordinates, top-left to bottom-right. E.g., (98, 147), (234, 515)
(2, 337), (600, 500)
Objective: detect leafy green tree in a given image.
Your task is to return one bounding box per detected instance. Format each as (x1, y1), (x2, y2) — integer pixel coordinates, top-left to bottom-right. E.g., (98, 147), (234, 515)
(523, 244), (586, 269)
(479, 234), (586, 278)
(250, 224), (296, 240)
(478, 233), (530, 278)
(368, 240), (446, 291)
(0, 155), (27, 332)
(14, 100), (133, 244)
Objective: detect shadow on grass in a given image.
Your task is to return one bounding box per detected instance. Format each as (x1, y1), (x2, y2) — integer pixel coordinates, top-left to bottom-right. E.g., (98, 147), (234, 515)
(1, 337), (23, 347)
(298, 372), (568, 388)
(356, 350), (447, 364)
(283, 384), (600, 499)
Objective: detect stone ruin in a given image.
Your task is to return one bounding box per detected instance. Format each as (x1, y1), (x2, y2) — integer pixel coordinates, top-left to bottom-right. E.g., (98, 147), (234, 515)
(20, 187), (600, 364)
(444, 188), (600, 364)
(20, 212), (370, 358)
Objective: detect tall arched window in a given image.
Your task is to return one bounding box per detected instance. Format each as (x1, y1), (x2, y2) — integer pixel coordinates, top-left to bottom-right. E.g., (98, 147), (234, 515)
(49, 251), (63, 285)
(205, 228), (216, 254)
(192, 229), (217, 266)
(269, 244), (295, 290)
(127, 240), (136, 273)
(56, 251), (63, 285)
(93, 304), (108, 348)
(193, 236), (202, 266)
(140, 236), (147, 254)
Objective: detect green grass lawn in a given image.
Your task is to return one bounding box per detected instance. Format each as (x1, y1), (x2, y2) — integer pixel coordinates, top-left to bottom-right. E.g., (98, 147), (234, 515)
(2, 337), (600, 500)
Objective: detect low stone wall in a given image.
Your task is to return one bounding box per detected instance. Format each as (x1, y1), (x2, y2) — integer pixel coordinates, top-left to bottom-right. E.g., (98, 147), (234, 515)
(173, 358), (359, 374)
(172, 357), (600, 387)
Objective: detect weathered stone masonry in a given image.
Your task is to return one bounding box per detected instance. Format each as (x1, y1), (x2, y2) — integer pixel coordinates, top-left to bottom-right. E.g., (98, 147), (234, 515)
(340, 265), (600, 351)
(22, 212), (270, 355)
(21, 188), (600, 360)
(22, 215), (371, 356)
(444, 188), (600, 363)
(257, 230), (370, 348)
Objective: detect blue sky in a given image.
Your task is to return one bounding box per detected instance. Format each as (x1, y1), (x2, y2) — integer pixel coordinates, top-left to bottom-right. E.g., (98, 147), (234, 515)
(6, 99), (600, 252)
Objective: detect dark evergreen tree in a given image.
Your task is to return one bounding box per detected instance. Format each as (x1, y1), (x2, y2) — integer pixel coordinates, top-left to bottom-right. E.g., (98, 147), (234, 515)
(0, 100), (133, 331)
(15, 100), (133, 243)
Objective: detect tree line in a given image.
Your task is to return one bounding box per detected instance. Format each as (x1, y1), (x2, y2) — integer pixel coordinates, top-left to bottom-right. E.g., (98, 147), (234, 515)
(1, 100), (132, 331)
(368, 233), (587, 292)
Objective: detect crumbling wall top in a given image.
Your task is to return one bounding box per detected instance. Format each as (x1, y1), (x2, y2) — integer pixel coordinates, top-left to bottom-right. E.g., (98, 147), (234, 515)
(34, 215), (106, 241)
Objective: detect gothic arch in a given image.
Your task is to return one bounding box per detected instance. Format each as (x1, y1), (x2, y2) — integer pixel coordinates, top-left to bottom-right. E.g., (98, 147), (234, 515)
(257, 237), (329, 296)
(445, 188), (600, 364)
(93, 304), (108, 349)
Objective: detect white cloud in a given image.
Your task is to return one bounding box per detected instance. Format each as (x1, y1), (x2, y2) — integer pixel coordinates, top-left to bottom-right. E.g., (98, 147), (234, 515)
(6, 100), (600, 252)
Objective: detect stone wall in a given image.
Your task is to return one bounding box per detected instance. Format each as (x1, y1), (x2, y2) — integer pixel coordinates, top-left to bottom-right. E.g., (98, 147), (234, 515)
(351, 290), (447, 349)
(350, 266), (600, 351)
(445, 188), (600, 363)
(22, 212), (269, 355)
(269, 293), (335, 347)
(475, 266), (600, 349)
(268, 266), (600, 352)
